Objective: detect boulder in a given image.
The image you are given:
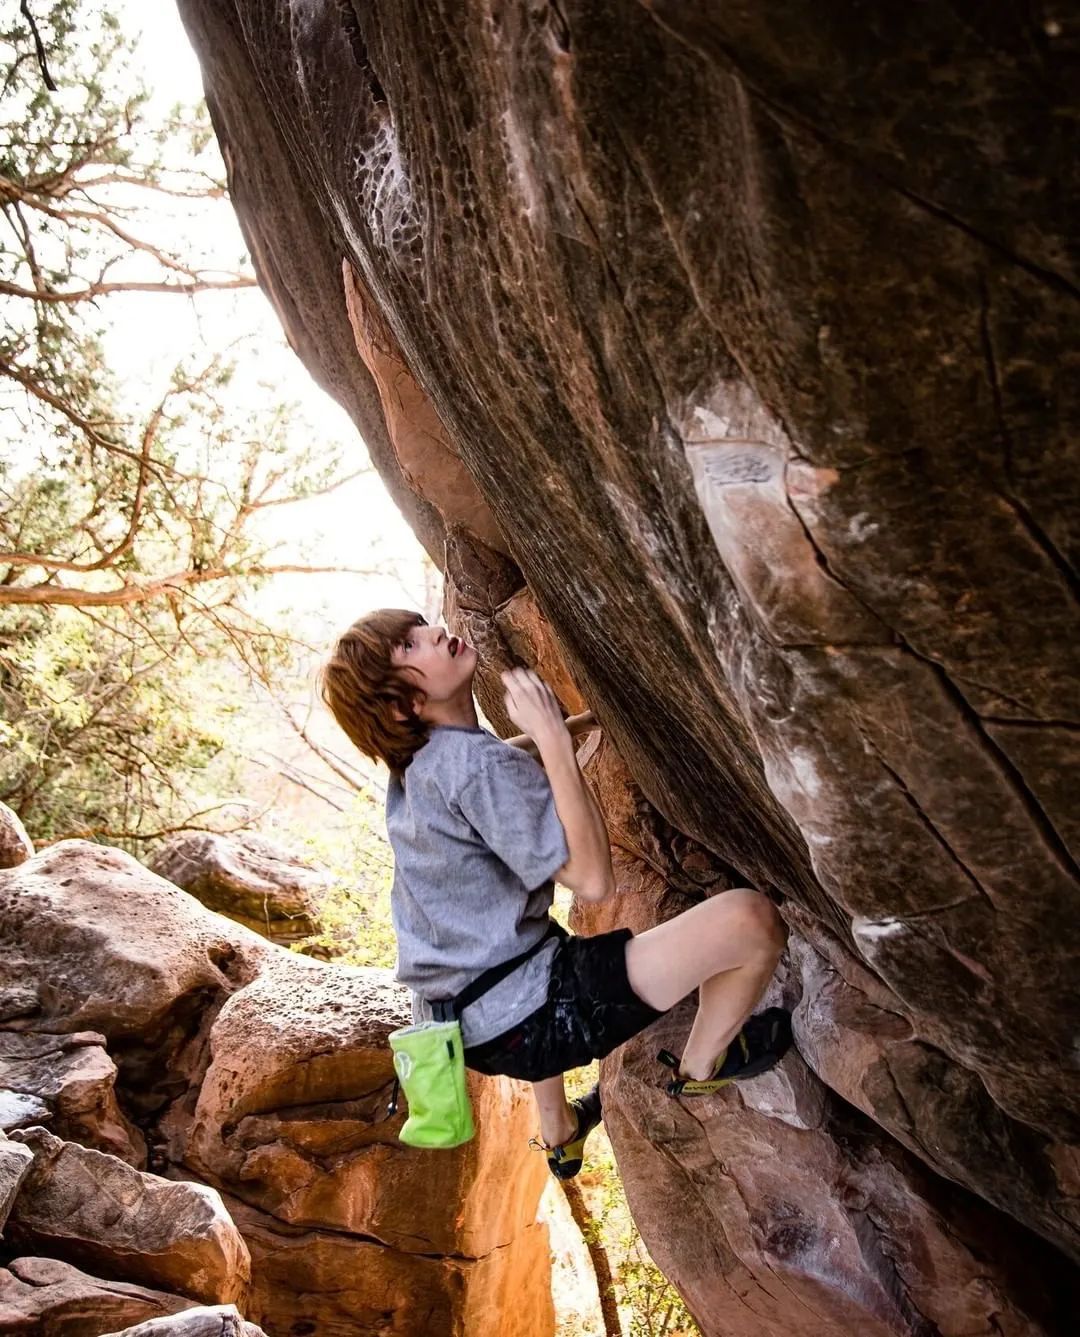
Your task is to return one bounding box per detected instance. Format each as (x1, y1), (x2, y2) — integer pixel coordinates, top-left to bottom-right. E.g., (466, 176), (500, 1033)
(0, 841), (271, 1117)
(0, 1090), (50, 1129)
(187, 950), (546, 1254)
(220, 1189), (553, 1337)
(342, 260), (509, 556)
(172, 1), (1080, 1323)
(99, 1305), (267, 1336)
(180, 947), (554, 1330)
(1, 837), (558, 1336)
(578, 742), (1080, 1333)
(606, 1007), (1078, 1337)
(0, 1256), (197, 1336)
(0, 1131), (34, 1233)
(0, 802), (32, 870)
(4, 1127), (250, 1307)
(148, 831), (330, 948)
(0, 987), (39, 1026)
(443, 579), (588, 738)
(0, 1031), (145, 1164)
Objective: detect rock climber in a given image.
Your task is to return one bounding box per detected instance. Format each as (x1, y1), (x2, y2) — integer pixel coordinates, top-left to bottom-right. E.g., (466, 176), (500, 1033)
(320, 609), (792, 1178)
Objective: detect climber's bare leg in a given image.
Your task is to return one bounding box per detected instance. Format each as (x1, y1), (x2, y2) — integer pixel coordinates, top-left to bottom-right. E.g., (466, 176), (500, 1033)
(532, 1073), (577, 1147)
(625, 888), (786, 1081)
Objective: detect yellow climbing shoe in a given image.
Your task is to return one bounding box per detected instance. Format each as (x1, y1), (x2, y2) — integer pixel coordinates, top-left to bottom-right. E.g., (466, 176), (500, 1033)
(532, 1084), (602, 1180)
(659, 1008), (793, 1096)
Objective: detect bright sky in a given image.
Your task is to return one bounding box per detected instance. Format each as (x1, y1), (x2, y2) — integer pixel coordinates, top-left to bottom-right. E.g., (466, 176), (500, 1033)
(106, 0), (435, 636)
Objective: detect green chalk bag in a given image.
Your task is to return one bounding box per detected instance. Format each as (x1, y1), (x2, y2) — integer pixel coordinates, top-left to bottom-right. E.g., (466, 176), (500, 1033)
(386, 919), (567, 1150)
(388, 1020), (474, 1149)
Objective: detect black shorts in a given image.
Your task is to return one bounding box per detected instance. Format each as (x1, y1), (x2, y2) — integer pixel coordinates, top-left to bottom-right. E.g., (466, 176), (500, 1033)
(463, 927), (666, 1084)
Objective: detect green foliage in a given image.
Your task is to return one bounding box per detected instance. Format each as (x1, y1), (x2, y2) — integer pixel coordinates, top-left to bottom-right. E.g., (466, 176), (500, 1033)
(0, 3), (364, 843)
(0, 599), (254, 844)
(277, 790), (399, 968)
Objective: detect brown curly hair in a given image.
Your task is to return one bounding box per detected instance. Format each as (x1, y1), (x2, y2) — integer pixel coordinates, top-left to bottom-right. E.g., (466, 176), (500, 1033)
(319, 609), (431, 774)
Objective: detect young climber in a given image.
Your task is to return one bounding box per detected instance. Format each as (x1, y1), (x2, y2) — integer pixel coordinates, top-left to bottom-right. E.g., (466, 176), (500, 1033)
(320, 609), (791, 1178)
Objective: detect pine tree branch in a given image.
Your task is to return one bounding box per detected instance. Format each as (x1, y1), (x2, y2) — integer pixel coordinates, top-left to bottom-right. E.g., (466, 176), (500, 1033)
(0, 174), (248, 282)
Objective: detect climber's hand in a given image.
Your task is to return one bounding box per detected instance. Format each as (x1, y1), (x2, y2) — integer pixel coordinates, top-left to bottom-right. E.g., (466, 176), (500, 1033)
(501, 667), (567, 747)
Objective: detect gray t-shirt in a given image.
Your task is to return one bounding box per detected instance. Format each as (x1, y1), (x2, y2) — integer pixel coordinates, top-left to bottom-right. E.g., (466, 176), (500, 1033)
(385, 724), (570, 1047)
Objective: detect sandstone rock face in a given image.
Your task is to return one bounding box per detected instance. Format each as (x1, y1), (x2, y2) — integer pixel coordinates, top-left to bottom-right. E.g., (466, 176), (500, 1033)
(343, 260), (509, 557)
(0, 1256), (198, 1336)
(0, 802), (32, 870)
(576, 745), (1080, 1334)
(222, 1191), (553, 1337)
(4, 1127), (250, 1306)
(148, 831), (330, 949)
(607, 1019), (1076, 1337)
(0, 841), (271, 1038)
(0, 841), (271, 1122)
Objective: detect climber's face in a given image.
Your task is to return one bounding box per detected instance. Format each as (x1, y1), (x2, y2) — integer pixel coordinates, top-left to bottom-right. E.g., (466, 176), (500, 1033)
(391, 617), (477, 717)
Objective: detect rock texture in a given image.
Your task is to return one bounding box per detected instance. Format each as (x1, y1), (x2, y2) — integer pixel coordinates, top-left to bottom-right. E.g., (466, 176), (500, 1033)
(4, 1126), (250, 1306)
(175, 1), (1080, 1329)
(0, 1131), (34, 1231)
(0, 841), (272, 1124)
(177, 947), (553, 1333)
(0, 1032), (145, 1164)
(183, 951), (544, 1257)
(99, 1305), (268, 1336)
(148, 831), (330, 949)
(0, 802), (32, 870)
(577, 744), (1080, 1334)
(0, 843), (555, 1335)
(0, 1256), (198, 1335)
(220, 1191), (553, 1337)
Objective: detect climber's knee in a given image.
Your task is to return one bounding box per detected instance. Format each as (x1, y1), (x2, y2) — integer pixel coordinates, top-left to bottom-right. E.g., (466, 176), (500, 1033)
(720, 887), (786, 960)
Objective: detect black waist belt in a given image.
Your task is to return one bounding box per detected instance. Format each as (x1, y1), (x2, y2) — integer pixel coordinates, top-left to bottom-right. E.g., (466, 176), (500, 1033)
(429, 919), (567, 1024)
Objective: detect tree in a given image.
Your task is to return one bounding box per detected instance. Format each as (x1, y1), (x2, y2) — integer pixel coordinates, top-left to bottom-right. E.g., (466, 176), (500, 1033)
(0, 2), (372, 843)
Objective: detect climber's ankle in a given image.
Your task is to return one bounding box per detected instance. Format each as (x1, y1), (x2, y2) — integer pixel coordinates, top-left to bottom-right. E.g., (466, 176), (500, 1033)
(679, 1041), (727, 1082)
(540, 1111), (578, 1148)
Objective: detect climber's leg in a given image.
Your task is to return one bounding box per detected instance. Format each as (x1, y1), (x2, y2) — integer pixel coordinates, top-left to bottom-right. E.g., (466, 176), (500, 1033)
(531, 1072), (578, 1148)
(624, 888), (786, 1080)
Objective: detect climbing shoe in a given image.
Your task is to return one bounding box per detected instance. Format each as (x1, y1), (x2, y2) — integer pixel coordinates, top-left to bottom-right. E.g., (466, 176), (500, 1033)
(532, 1083), (603, 1180)
(658, 1007), (793, 1096)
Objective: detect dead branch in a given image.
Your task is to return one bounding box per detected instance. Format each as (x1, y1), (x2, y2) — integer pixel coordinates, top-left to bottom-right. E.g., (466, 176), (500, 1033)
(38, 797), (264, 846)
(0, 564), (376, 607)
(19, 1), (57, 91)
(279, 708), (370, 795)
(0, 175), (249, 283)
(0, 275), (256, 302)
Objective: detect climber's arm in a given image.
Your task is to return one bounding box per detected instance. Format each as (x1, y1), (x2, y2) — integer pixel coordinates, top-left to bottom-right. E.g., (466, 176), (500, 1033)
(502, 671), (613, 904)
